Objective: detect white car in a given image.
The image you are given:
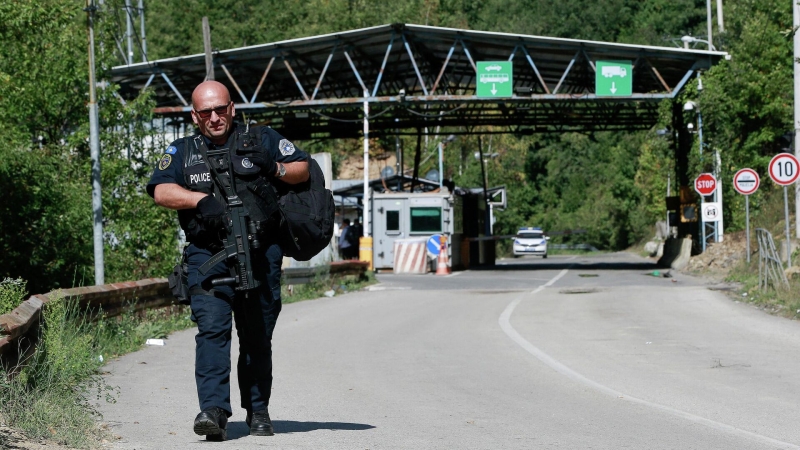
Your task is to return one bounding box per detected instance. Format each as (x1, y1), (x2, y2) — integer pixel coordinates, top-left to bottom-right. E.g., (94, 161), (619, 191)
(513, 227), (549, 258)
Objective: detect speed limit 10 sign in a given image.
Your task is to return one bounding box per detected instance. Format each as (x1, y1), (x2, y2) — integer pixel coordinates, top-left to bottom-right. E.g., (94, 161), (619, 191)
(733, 168), (759, 195)
(768, 153), (800, 186)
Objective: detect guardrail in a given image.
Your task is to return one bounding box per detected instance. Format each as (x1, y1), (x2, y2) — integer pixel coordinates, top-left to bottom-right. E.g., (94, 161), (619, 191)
(756, 228), (788, 290)
(0, 278), (172, 372)
(465, 229), (588, 242)
(548, 244), (600, 251)
(0, 261), (368, 372)
(283, 260), (370, 284)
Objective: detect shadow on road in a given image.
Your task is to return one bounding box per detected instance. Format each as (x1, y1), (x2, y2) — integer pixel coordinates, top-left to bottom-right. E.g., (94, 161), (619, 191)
(226, 420), (376, 439)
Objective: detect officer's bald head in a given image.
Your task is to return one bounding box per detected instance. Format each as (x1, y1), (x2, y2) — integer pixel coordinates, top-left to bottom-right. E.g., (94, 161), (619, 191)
(191, 81), (230, 109)
(191, 81), (235, 144)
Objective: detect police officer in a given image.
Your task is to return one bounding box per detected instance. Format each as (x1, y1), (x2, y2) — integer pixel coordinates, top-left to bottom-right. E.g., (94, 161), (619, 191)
(147, 81), (309, 441)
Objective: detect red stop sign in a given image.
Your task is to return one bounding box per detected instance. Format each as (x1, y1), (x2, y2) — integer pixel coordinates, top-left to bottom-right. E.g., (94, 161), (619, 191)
(694, 173), (717, 196)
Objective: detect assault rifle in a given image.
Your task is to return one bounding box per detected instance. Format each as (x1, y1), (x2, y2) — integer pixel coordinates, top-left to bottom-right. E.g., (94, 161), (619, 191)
(196, 147), (262, 291)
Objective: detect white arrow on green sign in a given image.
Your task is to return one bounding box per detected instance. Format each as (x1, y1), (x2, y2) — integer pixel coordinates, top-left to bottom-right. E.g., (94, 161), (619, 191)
(476, 61), (513, 98)
(596, 60), (632, 97)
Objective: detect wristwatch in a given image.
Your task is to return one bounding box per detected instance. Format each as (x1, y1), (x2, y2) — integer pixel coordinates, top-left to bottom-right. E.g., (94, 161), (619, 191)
(276, 162), (286, 178)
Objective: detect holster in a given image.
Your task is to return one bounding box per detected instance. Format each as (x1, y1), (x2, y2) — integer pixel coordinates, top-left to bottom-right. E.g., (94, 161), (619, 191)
(168, 249), (190, 305)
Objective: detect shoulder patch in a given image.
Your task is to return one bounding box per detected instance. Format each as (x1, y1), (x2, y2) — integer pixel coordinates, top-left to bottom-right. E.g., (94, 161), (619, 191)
(279, 139), (295, 156)
(165, 145), (178, 155)
(158, 154), (172, 171)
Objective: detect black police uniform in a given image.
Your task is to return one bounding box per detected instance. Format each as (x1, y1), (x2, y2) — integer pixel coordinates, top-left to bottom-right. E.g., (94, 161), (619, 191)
(147, 125), (308, 420)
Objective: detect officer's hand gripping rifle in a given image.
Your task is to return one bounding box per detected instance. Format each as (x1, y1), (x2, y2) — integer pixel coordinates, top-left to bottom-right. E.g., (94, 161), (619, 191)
(197, 148), (262, 291)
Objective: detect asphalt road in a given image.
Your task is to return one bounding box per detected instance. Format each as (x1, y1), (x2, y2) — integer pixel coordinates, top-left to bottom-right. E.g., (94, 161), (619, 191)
(98, 253), (800, 449)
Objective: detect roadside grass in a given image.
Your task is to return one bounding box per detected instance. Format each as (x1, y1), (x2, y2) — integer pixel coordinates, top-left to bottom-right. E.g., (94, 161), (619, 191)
(0, 286), (194, 449)
(726, 259), (800, 318)
(281, 271), (377, 303)
(0, 278), (27, 316)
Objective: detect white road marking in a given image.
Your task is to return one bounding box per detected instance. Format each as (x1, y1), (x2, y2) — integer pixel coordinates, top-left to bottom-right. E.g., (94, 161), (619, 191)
(365, 285), (412, 291)
(499, 269), (800, 449)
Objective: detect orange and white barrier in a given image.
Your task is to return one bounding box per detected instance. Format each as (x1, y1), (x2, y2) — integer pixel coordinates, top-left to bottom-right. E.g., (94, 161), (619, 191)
(435, 235), (451, 275)
(393, 238), (428, 274)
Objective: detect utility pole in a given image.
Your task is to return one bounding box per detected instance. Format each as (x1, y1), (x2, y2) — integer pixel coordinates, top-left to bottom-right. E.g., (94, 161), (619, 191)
(716, 0), (724, 32)
(363, 90), (370, 237)
(86, 0), (105, 285)
(202, 17), (214, 81)
(125, 0), (133, 64)
(795, 0), (800, 238)
(139, 0), (147, 62)
(706, 0), (713, 48)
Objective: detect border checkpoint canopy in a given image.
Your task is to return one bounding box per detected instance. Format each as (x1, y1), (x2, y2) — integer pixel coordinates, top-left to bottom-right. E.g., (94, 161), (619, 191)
(112, 23), (727, 139)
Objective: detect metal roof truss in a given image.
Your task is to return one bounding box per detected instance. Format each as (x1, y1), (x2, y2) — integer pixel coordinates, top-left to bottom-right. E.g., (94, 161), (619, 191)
(112, 24), (725, 139)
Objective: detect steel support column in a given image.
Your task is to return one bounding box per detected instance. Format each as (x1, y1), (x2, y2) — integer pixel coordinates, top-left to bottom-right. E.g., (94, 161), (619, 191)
(403, 33), (429, 95)
(251, 57), (275, 103)
(312, 46), (337, 100)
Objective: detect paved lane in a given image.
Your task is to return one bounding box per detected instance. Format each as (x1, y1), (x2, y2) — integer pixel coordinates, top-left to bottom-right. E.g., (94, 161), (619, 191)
(98, 253), (800, 449)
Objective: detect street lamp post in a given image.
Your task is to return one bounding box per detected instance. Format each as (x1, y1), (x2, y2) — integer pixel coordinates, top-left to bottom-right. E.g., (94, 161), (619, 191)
(474, 151), (499, 234)
(438, 135), (457, 189)
(681, 35), (716, 51)
(86, 0), (104, 285)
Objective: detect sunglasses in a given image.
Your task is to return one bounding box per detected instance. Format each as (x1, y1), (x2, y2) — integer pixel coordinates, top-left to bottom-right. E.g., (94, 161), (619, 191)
(193, 102), (231, 119)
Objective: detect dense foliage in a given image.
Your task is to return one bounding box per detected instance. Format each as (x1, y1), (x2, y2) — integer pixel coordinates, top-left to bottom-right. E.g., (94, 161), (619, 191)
(0, 0), (794, 293)
(0, 0), (177, 294)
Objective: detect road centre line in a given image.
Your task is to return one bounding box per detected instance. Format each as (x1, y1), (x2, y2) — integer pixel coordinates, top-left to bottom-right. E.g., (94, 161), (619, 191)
(498, 269), (800, 449)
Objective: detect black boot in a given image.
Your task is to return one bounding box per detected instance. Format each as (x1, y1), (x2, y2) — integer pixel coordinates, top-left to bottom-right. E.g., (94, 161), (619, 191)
(246, 409), (274, 436)
(193, 407), (228, 441)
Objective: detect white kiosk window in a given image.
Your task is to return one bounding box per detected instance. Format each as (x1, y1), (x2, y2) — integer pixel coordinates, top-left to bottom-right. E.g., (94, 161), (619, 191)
(410, 207), (442, 233)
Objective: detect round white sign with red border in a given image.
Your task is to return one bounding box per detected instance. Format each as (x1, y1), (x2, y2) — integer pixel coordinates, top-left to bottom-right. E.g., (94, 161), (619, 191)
(733, 168), (759, 195)
(694, 173), (717, 196)
(768, 153), (800, 186)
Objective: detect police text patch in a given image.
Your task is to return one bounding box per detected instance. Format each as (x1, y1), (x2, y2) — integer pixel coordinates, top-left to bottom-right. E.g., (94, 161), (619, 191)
(279, 139), (295, 156)
(158, 154), (172, 171)
(165, 145), (178, 155)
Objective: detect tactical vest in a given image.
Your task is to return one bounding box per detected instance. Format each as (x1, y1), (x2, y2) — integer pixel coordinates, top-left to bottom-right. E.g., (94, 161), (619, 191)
(179, 125), (280, 246)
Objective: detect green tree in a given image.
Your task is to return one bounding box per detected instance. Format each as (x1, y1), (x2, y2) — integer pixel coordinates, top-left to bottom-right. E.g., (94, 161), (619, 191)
(0, 1), (178, 293)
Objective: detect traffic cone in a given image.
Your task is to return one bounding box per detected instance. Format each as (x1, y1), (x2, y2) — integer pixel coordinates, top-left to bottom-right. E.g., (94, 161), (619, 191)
(435, 235), (451, 276)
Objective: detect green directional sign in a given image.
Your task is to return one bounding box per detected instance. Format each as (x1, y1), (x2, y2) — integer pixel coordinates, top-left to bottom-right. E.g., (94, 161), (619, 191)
(596, 60), (632, 97)
(476, 61), (513, 98)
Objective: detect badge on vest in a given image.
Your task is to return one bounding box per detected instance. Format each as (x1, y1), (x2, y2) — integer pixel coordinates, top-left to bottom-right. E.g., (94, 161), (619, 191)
(279, 139), (295, 156)
(158, 154), (172, 170)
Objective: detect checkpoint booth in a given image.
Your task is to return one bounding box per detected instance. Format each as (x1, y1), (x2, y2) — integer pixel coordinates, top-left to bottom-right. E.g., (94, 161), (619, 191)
(333, 176), (506, 272)
(371, 190), (463, 272)
(370, 186), (506, 272)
